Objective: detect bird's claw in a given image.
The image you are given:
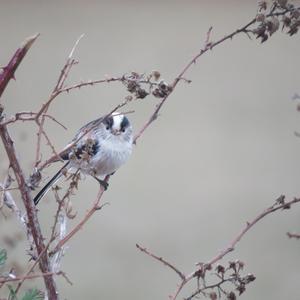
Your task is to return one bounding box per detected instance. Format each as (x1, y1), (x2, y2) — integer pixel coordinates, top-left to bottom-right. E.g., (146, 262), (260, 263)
(93, 176), (109, 190)
(100, 180), (109, 191)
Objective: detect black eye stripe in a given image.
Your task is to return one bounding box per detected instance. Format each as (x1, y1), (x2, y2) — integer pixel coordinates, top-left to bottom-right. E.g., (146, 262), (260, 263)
(120, 116), (129, 130)
(103, 116), (114, 129)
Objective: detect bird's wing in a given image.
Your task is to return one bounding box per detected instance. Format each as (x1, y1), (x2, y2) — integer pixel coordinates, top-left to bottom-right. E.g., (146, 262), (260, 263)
(60, 116), (104, 160)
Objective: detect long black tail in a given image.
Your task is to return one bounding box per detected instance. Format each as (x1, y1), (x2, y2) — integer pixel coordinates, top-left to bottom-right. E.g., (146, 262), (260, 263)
(34, 162), (70, 205)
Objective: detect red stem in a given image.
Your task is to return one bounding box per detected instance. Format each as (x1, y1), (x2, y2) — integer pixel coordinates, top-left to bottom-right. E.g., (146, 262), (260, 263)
(0, 34), (58, 299)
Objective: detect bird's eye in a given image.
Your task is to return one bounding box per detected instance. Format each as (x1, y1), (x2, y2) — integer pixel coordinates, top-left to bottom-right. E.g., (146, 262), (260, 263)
(121, 128), (125, 133)
(106, 126), (110, 130)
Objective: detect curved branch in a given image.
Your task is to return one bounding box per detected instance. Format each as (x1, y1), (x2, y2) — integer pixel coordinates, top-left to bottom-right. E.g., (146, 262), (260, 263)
(0, 34), (58, 299)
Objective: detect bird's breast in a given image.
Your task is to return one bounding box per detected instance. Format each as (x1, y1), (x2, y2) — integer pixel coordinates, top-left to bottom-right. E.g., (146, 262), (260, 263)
(90, 139), (132, 176)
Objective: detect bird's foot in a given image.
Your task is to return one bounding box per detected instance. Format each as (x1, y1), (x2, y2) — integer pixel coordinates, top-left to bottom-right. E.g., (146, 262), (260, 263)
(93, 176), (109, 190)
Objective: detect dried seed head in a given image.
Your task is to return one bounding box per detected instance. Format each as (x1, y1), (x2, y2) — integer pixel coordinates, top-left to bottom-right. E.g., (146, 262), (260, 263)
(277, 0), (288, 8)
(260, 33), (269, 43)
(158, 80), (168, 90)
(291, 10), (300, 20)
(276, 195), (285, 205)
(287, 3), (295, 10)
(266, 17), (280, 35)
(152, 88), (165, 98)
(130, 71), (140, 79)
(216, 264), (225, 274)
(237, 260), (245, 271)
(245, 273), (256, 283)
(256, 13), (265, 22)
(127, 81), (139, 93)
(254, 23), (266, 37)
(125, 95), (133, 102)
(282, 15), (291, 27)
(28, 169), (42, 190)
(209, 292), (217, 300)
(258, 1), (267, 11)
(237, 283), (246, 295)
(229, 261), (237, 271)
(152, 80), (172, 98)
(227, 291), (236, 300)
(288, 25), (299, 36)
(61, 167), (68, 177)
(66, 200), (77, 219)
(152, 70), (161, 81)
(136, 88), (148, 99)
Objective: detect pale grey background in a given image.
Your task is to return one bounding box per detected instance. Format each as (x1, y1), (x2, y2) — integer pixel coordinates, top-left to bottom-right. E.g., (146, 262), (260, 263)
(1, 0), (300, 299)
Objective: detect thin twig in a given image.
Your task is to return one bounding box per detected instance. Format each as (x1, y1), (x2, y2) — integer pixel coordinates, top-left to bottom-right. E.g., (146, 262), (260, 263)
(287, 232), (300, 239)
(34, 35), (84, 167)
(133, 8), (294, 143)
(0, 187), (19, 192)
(170, 197), (300, 300)
(0, 112), (67, 129)
(15, 188), (71, 294)
(58, 77), (124, 94)
(0, 271), (64, 284)
(14, 236), (55, 295)
(50, 181), (107, 255)
(136, 244), (185, 280)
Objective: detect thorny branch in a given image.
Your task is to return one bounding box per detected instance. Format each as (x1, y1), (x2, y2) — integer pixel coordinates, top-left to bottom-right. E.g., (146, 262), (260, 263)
(50, 178), (108, 255)
(0, 35), (59, 299)
(34, 34), (84, 167)
(0, 111), (67, 129)
(134, 2), (300, 142)
(15, 171), (82, 294)
(136, 244), (185, 280)
(0, 34), (39, 99)
(137, 196), (300, 300)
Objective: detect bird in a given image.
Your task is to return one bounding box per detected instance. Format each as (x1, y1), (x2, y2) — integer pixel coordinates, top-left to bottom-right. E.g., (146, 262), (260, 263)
(33, 112), (133, 205)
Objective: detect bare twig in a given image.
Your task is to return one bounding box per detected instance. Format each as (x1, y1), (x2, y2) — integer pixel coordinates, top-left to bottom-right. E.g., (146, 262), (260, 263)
(58, 76), (124, 94)
(199, 197), (297, 269)
(133, 7), (297, 143)
(136, 244), (185, 280)
(14, 236), (55, 295)
(136, 197), (300, 300)
(287, 232), (300, 239)
(0, 187), (19, 192)
(0, 271), (64, 284)
(0, 111), (67, 129)
(34, 35), (84, 167)
(172, 197), (300, 300)
(50, 180), (108, 255)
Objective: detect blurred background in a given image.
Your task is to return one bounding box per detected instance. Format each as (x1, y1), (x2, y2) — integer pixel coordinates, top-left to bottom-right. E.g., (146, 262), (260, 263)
(1, 0), (300, 299)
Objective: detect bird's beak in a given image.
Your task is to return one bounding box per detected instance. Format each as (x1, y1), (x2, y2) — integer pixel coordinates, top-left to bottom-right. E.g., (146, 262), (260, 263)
(112, 129), (121, 136)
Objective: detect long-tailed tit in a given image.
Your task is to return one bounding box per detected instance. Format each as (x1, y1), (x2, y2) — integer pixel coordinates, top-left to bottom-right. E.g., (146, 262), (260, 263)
(33, 113), (133, 205)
